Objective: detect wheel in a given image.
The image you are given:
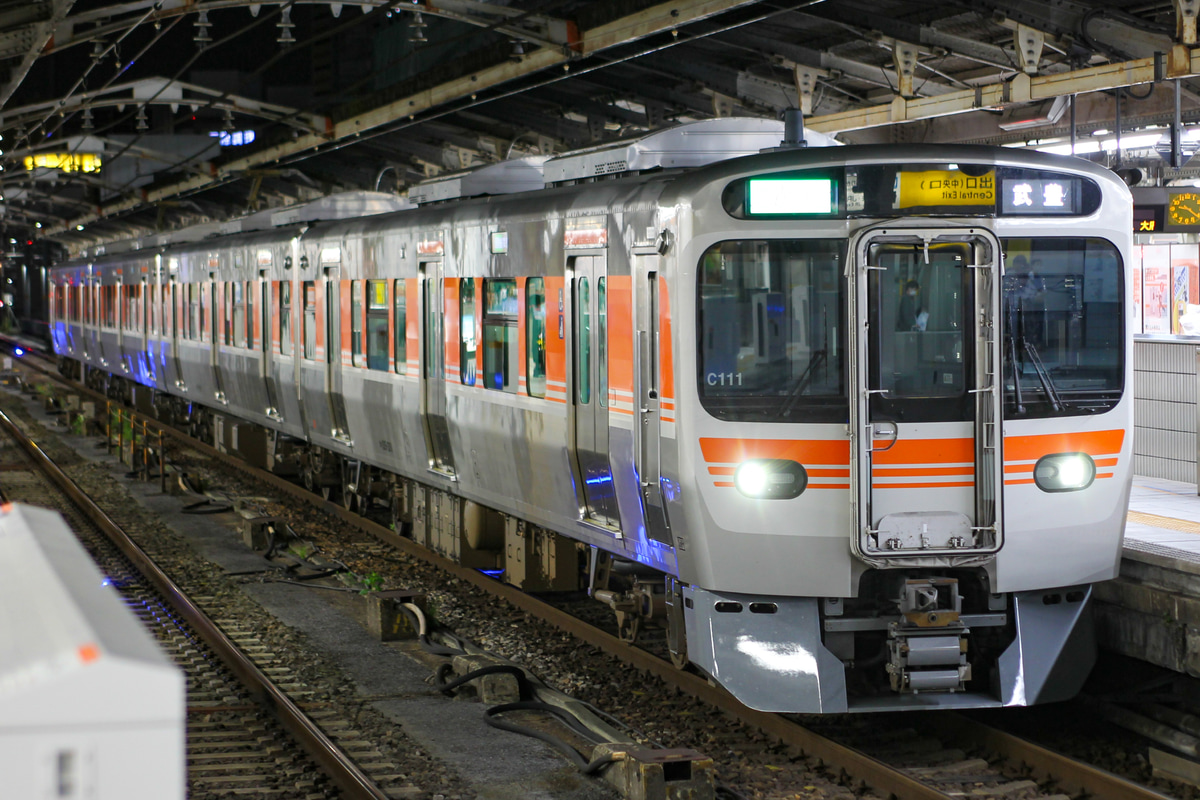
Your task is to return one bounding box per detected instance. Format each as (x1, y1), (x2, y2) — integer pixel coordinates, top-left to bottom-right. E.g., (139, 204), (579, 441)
(338, 460), (357, 512)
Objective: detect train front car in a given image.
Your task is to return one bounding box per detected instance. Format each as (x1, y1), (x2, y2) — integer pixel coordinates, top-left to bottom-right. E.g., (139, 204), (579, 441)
(668, 146), (1132, 713)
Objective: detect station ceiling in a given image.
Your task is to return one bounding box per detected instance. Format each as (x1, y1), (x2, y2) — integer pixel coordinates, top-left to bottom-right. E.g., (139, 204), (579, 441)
(4, 0), (1199, 251)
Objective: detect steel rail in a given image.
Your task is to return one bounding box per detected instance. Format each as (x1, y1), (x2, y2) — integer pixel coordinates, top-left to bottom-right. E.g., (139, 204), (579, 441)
(10, 346), (1176, 800)
(0, 405), (392, 800)
(927, 715), (1176, 800)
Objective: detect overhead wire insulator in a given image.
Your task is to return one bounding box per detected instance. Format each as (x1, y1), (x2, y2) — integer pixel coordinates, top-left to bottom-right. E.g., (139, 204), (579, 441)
(409, 11), (427, 43)
(277, 7), (296, 46)
(135, 107), (149, 132)
(194, 10), (212, 47)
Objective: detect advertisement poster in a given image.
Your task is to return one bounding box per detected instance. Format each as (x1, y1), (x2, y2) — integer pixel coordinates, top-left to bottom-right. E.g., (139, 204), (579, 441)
(1172, 245), (1197, 334)
(1142, 245), (1170, 333)
(1131, 253), (1142, 334)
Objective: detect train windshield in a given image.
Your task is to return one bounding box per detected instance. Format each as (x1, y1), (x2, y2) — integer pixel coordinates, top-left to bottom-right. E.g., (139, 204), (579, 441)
(1001, 237), (1123, 417)
(697, 239), (846, 422)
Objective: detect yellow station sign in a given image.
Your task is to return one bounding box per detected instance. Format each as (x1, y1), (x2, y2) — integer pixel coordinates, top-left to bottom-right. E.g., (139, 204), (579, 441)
(897, 169), (995, 208)
(24, 152), (102, 173)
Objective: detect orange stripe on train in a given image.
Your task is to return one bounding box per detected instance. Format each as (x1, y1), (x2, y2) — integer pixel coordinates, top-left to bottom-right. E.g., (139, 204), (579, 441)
(699, 437), (850, 465)
(1003, 429), (1124, 461)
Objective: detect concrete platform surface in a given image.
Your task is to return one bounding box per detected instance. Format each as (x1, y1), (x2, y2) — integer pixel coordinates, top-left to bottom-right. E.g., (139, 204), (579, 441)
(1127, 475), (1200, 575)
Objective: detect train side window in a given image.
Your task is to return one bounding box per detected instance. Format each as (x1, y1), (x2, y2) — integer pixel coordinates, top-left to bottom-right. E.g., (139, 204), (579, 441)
(526, 278), (546, 398)
(303, 280), (316, 359)
(351, 280), (365, 367)
(577, 276), (591, 404)
(245, 280), (254, 349)
(280, 281), (293, 356)
(483, 279), (518, 393)
(460, 278), (476, 386)
(366, 280), (388, 371)
(393, 279), (406, 374)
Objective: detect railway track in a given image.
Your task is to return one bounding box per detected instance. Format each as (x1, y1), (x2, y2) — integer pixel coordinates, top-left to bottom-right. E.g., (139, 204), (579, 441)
(0, 393), (404, 798)
(4, 345), (1186, 800)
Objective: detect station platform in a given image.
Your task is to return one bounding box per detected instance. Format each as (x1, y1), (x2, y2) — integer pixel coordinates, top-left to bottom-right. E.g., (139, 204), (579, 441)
(1096, 475), (1200, 676)
(1126, 476), (1200, 565)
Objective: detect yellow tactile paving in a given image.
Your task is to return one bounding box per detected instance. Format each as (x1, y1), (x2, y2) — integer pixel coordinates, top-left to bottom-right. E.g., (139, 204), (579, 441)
(1127, 510), (1200, 536)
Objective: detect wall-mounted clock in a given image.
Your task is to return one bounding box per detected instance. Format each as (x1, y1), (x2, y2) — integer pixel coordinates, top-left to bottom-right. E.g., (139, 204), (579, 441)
(1168, 191), (1200, 226)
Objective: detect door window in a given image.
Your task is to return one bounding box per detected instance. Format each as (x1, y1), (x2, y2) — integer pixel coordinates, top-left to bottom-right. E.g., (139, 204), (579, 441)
(869, 243), (969, 400)
(303, 281), (316, 359)
(526, 278), (546, 398)
(460, 278), (476, 386)
(393, 279), (406, 373)
(577, 277), (590, 404)
(280, 281), (293, 356)
(351, 280), (364, 367)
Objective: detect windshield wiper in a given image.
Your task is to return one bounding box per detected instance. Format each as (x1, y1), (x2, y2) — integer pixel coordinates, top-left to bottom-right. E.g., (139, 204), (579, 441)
(1006, 297), (1064, 414)
(779, 348), (828, 417)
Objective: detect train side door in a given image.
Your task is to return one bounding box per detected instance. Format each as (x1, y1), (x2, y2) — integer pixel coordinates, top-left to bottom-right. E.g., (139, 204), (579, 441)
(168, 276), (185, 389)
(634, 253), (670, 542)
(849, 227), (1003, 562)
(571, 255), (620, 528)
(325, 270), (351, 441)
(260, 273), (281, 420)
(210, 277), (226, 403)
(420, 259), (455, 475)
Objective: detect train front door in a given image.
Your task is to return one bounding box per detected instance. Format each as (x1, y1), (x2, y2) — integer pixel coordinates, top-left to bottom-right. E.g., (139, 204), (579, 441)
(571, 256), (619, 528)
(850, 227), (1003, 562)
(420, 259), (455, 475)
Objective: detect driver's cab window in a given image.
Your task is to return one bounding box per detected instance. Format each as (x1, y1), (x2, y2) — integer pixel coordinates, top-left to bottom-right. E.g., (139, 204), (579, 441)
(870, 242), (970, 402)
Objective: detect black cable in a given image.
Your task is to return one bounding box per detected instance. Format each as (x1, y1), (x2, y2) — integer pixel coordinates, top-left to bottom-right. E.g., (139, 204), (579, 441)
(484, 702), (618, 774)
(434, 662), (531, 698)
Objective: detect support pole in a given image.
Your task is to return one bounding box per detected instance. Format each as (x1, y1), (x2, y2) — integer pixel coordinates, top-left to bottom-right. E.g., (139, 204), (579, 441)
(1070, 94), (1077, 155)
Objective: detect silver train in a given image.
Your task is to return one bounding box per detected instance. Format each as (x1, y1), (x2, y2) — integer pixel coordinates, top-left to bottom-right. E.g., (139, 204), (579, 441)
(50, 119), (1134, 712)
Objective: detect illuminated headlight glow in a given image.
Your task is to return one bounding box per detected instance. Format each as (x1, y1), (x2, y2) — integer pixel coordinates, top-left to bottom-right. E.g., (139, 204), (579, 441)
(1033, 453), (1096, 492)
(13, 347), (23, 357)
(733, 459), (808, 499)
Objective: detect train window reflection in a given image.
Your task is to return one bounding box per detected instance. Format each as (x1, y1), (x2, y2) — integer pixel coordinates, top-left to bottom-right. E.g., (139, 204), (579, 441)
(245, 280), (253, 349)
(483, 279), (518, 393)
(351, 280), (364, 367)
(460, 278), (477, 386)
(697, 239), (847, 423)
(366, 280), (388, 371)
(280, 281), (292, 356)
(392, 279), (405, 373)
(577, 276), (591, 405)
(526, 278), (547, 398)
(302, 280), (316, 359)
(1002, 237), (1123, 416)
(869, 242), (970, 403)
(597, 278), (607, 409)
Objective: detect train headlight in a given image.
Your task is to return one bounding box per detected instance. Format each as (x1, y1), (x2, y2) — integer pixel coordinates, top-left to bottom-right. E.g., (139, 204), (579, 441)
(733, 459), (807, 499)
(1033, 453), (1096, 492)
